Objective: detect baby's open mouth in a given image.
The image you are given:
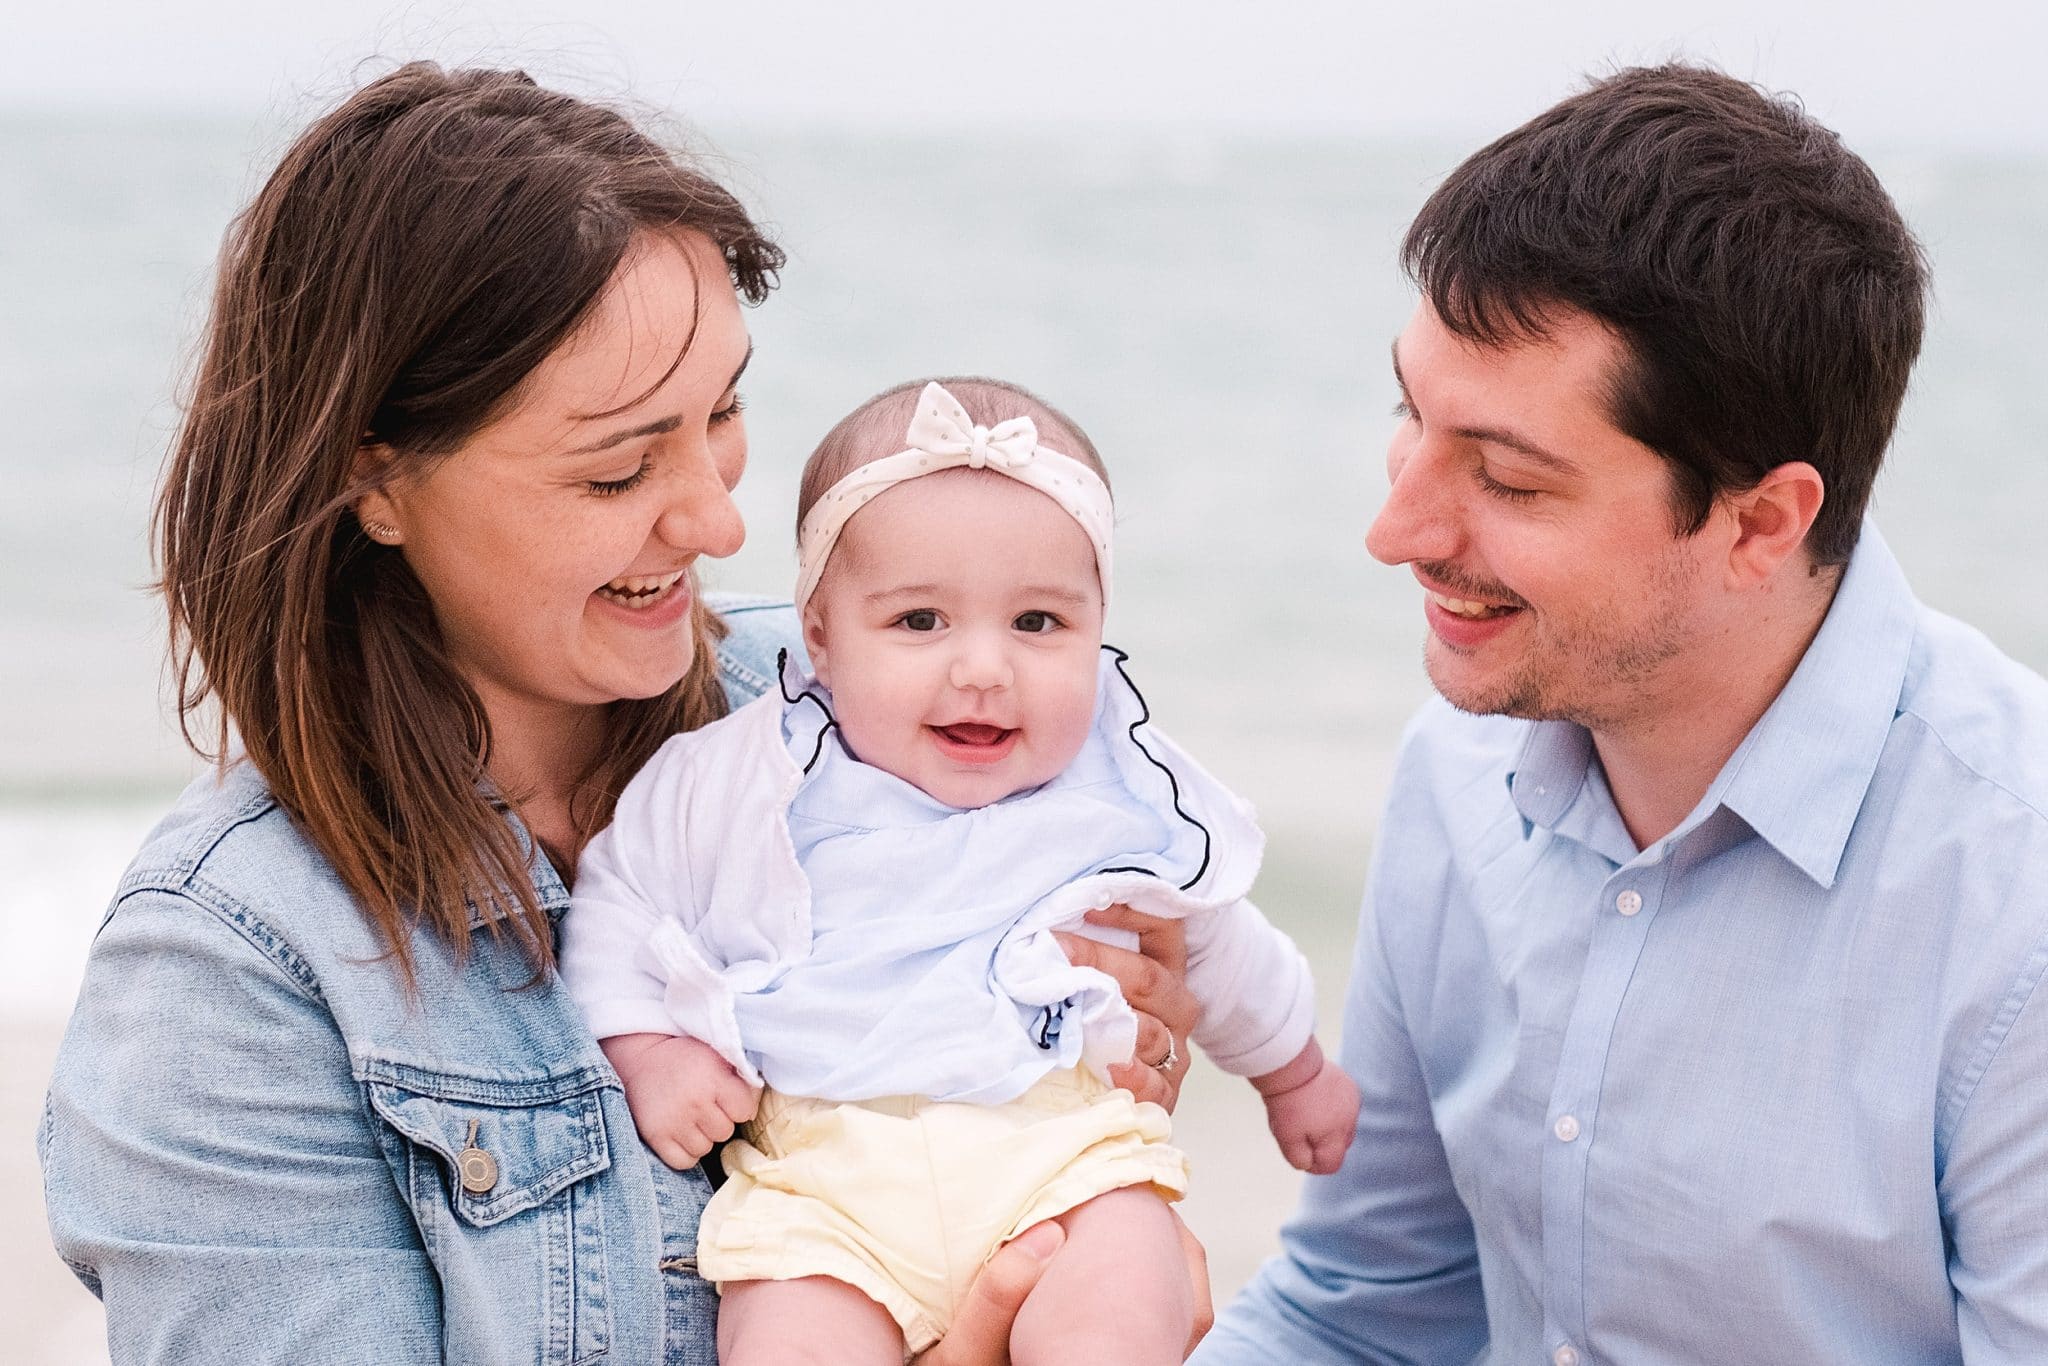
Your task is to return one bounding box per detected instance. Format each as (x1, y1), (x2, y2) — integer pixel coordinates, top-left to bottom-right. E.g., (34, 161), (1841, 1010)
(934, 722), (1014, 748)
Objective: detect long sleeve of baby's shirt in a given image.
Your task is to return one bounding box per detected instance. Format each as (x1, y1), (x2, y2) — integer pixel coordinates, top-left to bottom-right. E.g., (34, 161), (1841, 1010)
(1183, 897), (1317, 1080)
(557, 742), (700, 1043)
(557, 698), (807, 1081)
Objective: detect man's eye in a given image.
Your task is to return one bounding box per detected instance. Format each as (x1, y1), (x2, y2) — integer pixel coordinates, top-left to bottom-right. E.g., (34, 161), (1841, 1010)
(896, 610), (940, 632)
(1013, 611), (1062, 634)
(1477, 467), (1539, 502)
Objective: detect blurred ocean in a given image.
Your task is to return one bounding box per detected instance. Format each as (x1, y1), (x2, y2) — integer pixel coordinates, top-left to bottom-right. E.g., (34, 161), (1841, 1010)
(4, 111), (2046, 1356)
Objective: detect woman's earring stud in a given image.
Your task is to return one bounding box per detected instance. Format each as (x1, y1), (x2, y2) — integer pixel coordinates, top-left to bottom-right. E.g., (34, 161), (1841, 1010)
(362, 518), (400, 542)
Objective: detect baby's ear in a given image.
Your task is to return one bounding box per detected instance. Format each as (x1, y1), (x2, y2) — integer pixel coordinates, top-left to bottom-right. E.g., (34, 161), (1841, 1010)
(800, 600), (832, 688)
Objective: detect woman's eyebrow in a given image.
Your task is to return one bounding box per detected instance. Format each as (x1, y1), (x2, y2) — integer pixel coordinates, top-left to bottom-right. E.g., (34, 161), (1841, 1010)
(564, 342), (755, 455)
(567, 414), (682, 455)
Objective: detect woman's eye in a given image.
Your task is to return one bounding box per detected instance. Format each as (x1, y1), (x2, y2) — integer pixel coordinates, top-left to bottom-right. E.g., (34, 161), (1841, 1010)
(711, 391), (747, 425)
(1392, 397), (1415, 420)
(896, 610), (939, 632)
(1013, 611), (1062, 634)
(587, 456), (652, 497)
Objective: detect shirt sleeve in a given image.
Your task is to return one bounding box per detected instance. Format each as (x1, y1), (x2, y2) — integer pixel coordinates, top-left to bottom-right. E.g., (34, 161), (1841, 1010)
(558, 739), (702, 1042)
(1184, 897), (1316, 1079)
(39, 888), (443, 1362)
(1943, 908), (2048, 1362)
(1194, 759), (1489, 1364)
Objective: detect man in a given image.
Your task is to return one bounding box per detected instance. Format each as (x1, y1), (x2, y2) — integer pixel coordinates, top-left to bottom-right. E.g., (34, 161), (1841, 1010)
(1197, 65), (2048, 1364)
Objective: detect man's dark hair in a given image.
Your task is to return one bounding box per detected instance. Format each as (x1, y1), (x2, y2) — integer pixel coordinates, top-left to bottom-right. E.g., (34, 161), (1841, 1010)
(1403, 63), (1928, 565)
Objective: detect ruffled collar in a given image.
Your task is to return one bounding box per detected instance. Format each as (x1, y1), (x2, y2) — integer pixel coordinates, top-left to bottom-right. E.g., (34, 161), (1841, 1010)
(773, 645), (1214, 891)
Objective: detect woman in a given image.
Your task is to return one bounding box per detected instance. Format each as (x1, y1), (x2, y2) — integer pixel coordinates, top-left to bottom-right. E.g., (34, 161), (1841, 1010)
(38, 62), (1203, 1363)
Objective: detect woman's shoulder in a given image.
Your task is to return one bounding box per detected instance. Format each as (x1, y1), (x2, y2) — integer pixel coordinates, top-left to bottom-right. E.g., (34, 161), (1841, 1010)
(106, 764), (392, 989)
(708, 591), (807, 708)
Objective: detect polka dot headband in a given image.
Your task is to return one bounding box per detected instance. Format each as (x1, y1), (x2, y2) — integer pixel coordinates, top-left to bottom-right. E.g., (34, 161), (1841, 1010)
(794, 381), (1116, 610)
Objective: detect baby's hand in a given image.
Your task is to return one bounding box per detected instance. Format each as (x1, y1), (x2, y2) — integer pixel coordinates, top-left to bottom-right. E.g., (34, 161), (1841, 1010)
(600, 1032), (761, 1170)
(1251, 1039), (1361, 1175)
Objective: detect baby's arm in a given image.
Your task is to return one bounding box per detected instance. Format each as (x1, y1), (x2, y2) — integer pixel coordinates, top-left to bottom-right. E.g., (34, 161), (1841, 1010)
(601, 1031), (761, 1170)
(1183, 897), (1359, 1172)
(561, 734), (761, 1168)
(1250, 1037), (1361, 1174)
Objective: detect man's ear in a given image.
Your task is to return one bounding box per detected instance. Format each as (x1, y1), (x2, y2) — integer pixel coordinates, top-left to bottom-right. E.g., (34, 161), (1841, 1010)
(801, 598), (832, 690)
(1724, 461), (1826, 589)
(352, 442), (405, 543)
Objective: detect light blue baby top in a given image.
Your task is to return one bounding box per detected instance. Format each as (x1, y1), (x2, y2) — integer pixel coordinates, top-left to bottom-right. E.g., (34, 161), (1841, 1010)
(730, 648), (1213, 1105)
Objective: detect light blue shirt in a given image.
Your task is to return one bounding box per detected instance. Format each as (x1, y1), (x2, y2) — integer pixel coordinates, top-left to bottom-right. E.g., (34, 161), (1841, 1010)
(1200, 527), (2048, 1366)
(733, 648), (1211, 1104)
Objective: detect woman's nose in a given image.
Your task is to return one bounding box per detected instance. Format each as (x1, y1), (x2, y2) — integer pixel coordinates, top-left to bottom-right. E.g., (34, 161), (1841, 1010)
(1364, 433), (1460, 568)
(654, 453), (746, 560)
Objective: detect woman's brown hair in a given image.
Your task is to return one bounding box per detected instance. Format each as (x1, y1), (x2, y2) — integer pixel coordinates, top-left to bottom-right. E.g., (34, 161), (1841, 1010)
(157, 62), (783, 983)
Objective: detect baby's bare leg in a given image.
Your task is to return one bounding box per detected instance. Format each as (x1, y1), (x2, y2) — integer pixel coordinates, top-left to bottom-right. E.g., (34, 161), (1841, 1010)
(1008, 1186), (1191, 1366)
(717, 1276), (904, 1366)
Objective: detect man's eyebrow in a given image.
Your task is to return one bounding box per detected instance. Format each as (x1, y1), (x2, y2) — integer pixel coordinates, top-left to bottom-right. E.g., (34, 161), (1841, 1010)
(1450, 422), (1582, 477)
(563, 342), (754, 456)
(1391, 338), (1582, 477)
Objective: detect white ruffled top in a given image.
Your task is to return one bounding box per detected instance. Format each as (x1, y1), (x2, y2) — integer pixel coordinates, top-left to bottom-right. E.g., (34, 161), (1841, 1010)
(561, 648), (1315, 1105)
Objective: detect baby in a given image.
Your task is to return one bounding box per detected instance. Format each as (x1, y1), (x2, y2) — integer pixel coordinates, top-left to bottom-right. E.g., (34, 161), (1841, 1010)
(562, 378), (1359, 1364)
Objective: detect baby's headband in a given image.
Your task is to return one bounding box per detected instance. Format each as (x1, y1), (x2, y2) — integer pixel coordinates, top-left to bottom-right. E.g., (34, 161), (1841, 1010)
(794, 381), (1116, 611)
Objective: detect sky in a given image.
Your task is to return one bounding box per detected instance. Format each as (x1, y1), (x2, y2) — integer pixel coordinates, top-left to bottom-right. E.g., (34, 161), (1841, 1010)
(9, 0), (2047, 153)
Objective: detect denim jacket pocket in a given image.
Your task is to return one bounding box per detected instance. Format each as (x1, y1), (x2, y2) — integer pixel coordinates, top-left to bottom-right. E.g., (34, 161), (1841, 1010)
(363, 1059), (615, 1363)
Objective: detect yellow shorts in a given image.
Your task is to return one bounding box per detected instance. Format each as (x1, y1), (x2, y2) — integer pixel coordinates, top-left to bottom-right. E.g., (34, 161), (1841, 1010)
(697, 1067), (1189, 1355)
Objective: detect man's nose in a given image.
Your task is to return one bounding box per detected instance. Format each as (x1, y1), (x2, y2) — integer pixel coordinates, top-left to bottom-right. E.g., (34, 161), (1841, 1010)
(1365, 434), (1460, 568)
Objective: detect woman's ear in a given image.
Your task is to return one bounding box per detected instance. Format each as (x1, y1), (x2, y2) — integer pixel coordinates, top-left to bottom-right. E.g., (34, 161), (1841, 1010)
(352, 442), (405, 544)
(801, 598), (832, 689)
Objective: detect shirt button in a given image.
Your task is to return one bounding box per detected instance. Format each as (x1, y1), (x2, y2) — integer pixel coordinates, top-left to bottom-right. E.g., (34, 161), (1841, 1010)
(1615, 889), (1643, 916)
(1554, 1114), (1581, 1142)
(1554, 1346), (1581, 1366)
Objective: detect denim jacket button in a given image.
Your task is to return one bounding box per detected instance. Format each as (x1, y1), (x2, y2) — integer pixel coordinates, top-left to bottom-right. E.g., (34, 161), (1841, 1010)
(458, 1118), (499, 1194)
(459, 1145), (499, 1194)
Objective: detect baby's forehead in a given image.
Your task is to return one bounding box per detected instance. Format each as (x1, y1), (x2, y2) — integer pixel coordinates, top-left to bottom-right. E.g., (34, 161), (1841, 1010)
(832, 471), (1101, 579)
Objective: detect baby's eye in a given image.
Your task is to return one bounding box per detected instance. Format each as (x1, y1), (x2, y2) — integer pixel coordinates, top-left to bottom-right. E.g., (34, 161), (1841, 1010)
(895, 609), (940, 632)
(1013, 611), (1062, 634)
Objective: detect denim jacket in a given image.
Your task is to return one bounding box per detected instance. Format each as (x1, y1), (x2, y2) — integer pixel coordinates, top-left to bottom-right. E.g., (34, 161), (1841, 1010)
(39, 595), (801, 1365)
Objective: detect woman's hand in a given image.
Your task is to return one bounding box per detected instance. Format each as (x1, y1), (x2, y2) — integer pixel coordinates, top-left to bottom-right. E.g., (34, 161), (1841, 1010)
(1054, 905), (1202, 1111)
(912, 1214), (1212, 1363)
(913, 1221), (1065, 1365)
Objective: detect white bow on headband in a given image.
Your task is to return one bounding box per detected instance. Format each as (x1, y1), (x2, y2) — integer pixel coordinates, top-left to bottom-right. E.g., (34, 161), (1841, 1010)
(794, 382), (1116, 610)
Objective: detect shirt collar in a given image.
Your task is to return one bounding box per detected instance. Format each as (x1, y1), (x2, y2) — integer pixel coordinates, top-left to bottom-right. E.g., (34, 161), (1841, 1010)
(1712, 522), (1917, 888)
(1509, 520), (1917, 888)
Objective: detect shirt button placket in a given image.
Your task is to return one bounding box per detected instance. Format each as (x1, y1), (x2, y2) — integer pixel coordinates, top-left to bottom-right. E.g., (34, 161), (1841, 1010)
(1554, 1345), (1582, 1366)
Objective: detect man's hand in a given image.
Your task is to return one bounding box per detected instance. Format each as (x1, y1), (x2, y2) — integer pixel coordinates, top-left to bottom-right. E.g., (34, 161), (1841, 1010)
(599, 1032), (760, 1170)
(1055, 905), (1201, 1111)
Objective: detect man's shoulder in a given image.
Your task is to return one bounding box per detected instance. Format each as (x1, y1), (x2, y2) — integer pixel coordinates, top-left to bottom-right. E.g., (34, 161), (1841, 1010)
(1393, 696), (1532, 794)
(1375, 696), (1536, 852)
(1897, 602), (2048, 823)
